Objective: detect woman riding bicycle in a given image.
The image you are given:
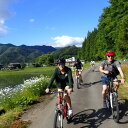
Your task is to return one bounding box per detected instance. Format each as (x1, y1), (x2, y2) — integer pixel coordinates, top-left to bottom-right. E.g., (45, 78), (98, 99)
(45, 57), (73, 116)
(73, 58), (83, 83)
(99, 51), (125, 108)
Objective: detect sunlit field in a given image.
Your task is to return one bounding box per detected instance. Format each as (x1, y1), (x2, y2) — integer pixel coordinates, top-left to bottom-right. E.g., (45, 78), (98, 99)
(0, 66), (55, 89)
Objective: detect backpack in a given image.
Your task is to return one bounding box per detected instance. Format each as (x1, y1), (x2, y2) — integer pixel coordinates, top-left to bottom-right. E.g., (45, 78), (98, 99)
(103, 60), (120, 76)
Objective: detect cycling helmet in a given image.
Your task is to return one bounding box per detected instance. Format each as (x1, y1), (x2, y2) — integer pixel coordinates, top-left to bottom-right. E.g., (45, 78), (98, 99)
(106, 51), (115, 56)
(76, 58), (80, 62)
(57, 57), (66, 64)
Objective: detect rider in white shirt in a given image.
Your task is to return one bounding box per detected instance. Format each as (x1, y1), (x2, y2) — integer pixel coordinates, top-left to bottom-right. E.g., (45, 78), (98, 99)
(90, 59), (95, 67)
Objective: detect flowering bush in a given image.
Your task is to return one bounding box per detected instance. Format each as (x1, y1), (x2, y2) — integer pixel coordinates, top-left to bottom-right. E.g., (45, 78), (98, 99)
(0, 75), (50, 111)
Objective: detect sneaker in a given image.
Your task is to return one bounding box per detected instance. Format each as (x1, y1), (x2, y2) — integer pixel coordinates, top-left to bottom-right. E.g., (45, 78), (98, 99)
(103, 101), (107, 108)
(68, 108), (73, 117)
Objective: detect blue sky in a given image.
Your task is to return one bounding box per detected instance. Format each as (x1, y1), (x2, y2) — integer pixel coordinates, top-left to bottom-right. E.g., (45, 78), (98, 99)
(0, 0), (110, 47)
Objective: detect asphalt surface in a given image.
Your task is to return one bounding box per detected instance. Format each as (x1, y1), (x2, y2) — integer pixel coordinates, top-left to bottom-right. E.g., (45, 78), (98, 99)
(21, 65), (128, 128)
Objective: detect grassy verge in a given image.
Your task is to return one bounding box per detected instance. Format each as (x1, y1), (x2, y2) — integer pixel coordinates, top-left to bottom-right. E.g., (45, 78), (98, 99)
(118, 64), (128, 104)
(0, 76), (52, 128)
(0, 66), (56, 128)
(83, 62), (91, 69)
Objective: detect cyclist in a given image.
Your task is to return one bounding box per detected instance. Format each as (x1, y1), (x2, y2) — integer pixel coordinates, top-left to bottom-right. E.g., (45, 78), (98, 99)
(45, 57), (73, 116)
(99, 51), (125, 108)
(90, 59), (95, 67)
(73, 58), (83, 84)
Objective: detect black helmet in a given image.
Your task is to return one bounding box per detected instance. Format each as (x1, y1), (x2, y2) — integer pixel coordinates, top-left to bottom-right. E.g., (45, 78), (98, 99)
(76, 58), (80, 62)
(57, 57), (66, 64)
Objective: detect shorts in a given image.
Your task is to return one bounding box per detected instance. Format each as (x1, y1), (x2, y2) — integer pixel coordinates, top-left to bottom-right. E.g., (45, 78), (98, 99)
(101, 75), (117, 86)
(57, 82), (71, 90)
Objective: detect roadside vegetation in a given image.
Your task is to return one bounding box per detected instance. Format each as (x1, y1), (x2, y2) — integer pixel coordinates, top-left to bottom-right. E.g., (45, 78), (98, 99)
(0, 66), (55, 128)
(118, 64), (128, 103)
(0, 66), (55, 88)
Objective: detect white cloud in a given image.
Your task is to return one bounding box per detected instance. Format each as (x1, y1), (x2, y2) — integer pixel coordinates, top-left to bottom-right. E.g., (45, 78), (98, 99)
(51, 35), (84, 47)
(0, 21), (8, 33)
(0, 0), (16, 34)
(29, 18), (35, 23)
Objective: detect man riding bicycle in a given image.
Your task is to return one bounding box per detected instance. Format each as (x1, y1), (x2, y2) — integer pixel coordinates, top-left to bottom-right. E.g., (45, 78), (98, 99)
(73, 58), (83, 84)
(99, 51), (125, 108)
(45, 57), (73, 116)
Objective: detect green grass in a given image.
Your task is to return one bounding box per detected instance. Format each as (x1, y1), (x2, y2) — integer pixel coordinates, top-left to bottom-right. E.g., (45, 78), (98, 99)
(0, 75), (51, 128)
(83, 62), (91, 69)
(118, 64), (128, 103)
(0, 66), (55, 88)
(0, 66), (56, 127)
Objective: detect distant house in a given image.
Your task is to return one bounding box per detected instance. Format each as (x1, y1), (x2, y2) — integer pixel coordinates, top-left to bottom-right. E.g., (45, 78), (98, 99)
(8, 63), (21, 70)
(66, 57), (76, 66)
(66, 57), (85, 66)
(66, 57), (75, 62)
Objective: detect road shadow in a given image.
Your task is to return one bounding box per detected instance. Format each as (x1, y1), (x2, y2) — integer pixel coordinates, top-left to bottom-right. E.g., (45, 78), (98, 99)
(118, 99), (128, 124)
(71, 108), (111, 128)
(81, 80), (101, 88)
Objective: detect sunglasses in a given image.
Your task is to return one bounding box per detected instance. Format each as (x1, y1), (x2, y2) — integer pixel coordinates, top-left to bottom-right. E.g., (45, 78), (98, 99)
(107, 55), (114, 58)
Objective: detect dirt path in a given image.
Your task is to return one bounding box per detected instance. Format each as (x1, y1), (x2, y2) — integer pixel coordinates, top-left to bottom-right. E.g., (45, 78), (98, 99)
(20, 65), (128, 128)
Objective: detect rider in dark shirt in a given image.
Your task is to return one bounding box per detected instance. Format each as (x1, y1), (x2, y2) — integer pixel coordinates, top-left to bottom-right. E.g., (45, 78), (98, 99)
(45, 57), (73, 116)
(73, 59), (83, 84)
(73, 59), (83, 70)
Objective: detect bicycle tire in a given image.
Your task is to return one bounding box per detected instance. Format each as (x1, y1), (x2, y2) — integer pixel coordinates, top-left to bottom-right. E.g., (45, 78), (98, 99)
(53, 110), (63, 128)
(106, 93), (111, 109)
(76, 77), (80, 89)
(111, 92), (119, 123)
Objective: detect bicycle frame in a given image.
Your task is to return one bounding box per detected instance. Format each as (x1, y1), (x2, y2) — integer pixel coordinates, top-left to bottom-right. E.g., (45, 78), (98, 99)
(75, 69), (82, 89)
(56, 91), (68, 118)
(53, 91), (71, 128)
(106, 80), (120, 123)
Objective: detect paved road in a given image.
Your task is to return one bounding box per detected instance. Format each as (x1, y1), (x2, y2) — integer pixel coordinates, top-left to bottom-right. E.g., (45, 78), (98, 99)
(21, 65), (128, 128)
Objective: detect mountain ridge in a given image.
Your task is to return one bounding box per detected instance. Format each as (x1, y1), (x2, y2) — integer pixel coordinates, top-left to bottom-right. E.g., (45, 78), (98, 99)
(0, 43), (56, 64)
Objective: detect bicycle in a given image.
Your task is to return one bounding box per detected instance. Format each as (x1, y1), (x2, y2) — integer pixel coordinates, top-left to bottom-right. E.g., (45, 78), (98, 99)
(90, 63), (95, 72)
(105, 79), (121, 123)
(50, 91), (72, 128)
(75, 69), (82, 89)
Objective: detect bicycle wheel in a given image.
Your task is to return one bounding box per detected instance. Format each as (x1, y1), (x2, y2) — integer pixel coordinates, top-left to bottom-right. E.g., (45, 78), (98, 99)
(111, 92), (119, 123)
(106, 92), (111, 109)
(53, 110), (63, 128)
(76, 77), (80, 89)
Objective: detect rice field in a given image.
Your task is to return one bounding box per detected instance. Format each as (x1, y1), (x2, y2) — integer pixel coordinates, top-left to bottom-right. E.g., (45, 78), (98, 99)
(0, 66), (55, 89)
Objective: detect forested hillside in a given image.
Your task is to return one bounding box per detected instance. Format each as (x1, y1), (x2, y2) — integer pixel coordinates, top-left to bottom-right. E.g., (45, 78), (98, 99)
(78, 0), (128, 61)
(35, 45), (80, 66)
(0, 44), (56, 64)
